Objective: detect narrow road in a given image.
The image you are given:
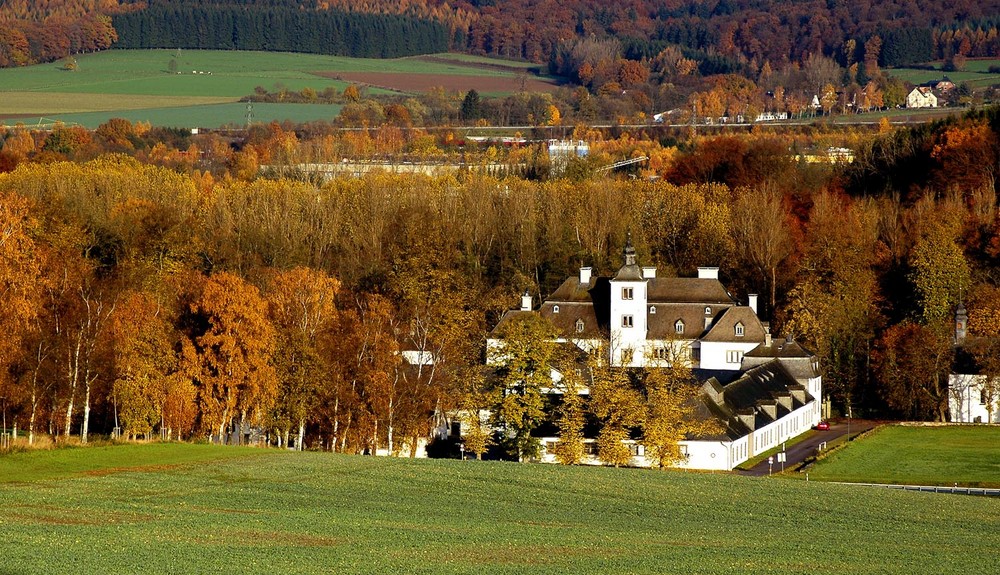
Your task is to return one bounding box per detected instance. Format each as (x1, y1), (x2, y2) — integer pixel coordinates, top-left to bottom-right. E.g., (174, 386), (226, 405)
(739, 420), (881, 477)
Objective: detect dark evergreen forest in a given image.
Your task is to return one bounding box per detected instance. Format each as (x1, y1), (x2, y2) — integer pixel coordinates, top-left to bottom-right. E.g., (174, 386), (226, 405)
(111, 2), (451, 58)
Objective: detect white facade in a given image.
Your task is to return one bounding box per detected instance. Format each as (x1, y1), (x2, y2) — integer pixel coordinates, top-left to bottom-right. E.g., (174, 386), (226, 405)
(949, 374), (1000, 423)
(907, 87), (938, 108)
(610, 276), (649, 367)
(534, 392), (819, 471)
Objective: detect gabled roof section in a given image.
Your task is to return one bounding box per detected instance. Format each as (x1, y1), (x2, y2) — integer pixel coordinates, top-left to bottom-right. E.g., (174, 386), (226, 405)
(700, 360), (815, 438)
(647, 278), (734, 304)
(489, 309), (534, 337)
(701, 306), (767, 343)
(539, 302), (603, 339)
(743, 335), (819, 379)
(549, 276), (598, 302)
(648, 303), (732, 340)
(744, 336), (814, 358)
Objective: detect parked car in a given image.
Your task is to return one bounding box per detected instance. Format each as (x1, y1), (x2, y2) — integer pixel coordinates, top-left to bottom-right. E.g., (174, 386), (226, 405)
(814, 421), (830, 431)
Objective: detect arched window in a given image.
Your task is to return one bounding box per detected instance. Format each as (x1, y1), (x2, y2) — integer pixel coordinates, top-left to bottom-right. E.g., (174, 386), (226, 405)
(735, 322), (744, 337)
(649, 306), (656, 314)
(675, 320), (684, 334)
(553, 305), (560, 314)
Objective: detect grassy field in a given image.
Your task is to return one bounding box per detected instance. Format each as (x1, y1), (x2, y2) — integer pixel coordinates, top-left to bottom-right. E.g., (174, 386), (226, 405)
(0, 443), (998, 574)
(886, 59), (1000, 88)
(0, 49), (556, 128)
(807, 425), (1000, 487)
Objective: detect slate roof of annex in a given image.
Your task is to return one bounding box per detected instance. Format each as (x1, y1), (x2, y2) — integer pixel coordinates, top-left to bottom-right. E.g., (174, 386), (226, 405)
(702, 359), (815, 439)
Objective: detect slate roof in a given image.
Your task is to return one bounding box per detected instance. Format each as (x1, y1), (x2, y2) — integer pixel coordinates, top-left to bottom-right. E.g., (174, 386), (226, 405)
(648, 303), (728, 339)
(701, 306), (768, 343)
(700, 359), (816, 439)
(647, 278), (733, 304)
(489, 309), (534, 336)
(539, 301), (603, 339)
(743, 336), (820, 380)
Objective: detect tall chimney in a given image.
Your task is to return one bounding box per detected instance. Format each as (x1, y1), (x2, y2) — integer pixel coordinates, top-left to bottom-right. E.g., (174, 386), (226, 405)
(697, 267), (719, 279)
(764, 326), (772, 348)
(748, 294), (758, 316)
(579, 267), (592, 284)
(520, 291), (532, 311)
(642, 267), (657, 279)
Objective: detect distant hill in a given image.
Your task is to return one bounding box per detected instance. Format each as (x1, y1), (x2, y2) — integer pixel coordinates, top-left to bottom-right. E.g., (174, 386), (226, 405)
(2, 0), (1000, 76)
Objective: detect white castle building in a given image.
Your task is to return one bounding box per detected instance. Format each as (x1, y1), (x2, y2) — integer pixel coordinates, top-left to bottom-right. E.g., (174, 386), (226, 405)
(477, 238), (823, 470)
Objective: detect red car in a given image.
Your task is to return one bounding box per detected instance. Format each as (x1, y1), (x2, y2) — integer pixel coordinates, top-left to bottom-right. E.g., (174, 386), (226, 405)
(814, 421), (830, 431)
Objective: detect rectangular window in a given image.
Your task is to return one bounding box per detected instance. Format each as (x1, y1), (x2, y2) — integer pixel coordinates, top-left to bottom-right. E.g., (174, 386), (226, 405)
(655, 347), (668, 360)
(622, 315), (633, 328)
(727, 350), (743, 364)
(622, 287), (634, 300)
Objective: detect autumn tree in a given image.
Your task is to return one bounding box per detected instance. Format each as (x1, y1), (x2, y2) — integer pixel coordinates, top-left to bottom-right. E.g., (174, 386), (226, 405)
(488, 313), (561, 461)
(266, 266), (340, 449)
(640, 360), (720, 469)
(589, 346), (643, 467)
(552, 360), (587, 465)
(875, 321), (953, 421)
(730, 186), (794, 316)
(909, 222), (970, 324)
(109, 290), (176, 440)
(192, 272), (278, 440)
(781, 192), (882, 413)
(390, 239), (481, 456)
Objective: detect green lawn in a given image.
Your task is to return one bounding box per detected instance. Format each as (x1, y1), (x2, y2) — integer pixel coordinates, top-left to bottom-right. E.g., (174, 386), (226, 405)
(886, 59), (1000, 88)
(0, 443), (997, 574)
(2, 102), (345, 130)
(0, 50), (536, 98)
(807, 425), (1000, 487)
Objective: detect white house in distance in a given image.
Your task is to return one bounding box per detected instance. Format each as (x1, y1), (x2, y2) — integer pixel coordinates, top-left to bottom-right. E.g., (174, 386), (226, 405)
(478, 240), (823, 470)
(906, 86), (938, 108)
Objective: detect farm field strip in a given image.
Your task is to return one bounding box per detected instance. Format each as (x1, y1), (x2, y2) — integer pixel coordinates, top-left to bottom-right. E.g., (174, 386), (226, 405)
(3, 102), (345, 130)
(0, 92), (234, 116)
(0, 444), (998, 574)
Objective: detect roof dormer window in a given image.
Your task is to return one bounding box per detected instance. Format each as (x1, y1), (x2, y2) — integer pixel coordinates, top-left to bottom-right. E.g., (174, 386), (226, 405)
(575, 319), (585, 333)
(675, 319), (684, 334)
(705, 306), (712, 315)
(649, 306), (656, 314)
(735, 322), (744, 337)
(553, 305), (560, 314)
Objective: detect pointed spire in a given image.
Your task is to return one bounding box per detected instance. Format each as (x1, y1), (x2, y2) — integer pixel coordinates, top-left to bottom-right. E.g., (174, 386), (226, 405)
(955, 300), (968, 345)
(613, 232), (643, 281)
(623, 231), (637, 267)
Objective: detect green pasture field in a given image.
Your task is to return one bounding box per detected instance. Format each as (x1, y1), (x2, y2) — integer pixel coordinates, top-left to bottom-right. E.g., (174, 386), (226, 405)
(0, 49), (550, 127)
(4, 102), (345, 130)
(0, 442), (264, 483)
(807, 425), (1000, 487)
(886, 59), (1000, 88)
(1, 443), (997, 574)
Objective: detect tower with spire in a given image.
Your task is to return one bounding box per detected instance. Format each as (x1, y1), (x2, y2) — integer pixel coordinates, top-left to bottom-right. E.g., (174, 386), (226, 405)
(610, 233), (649, 366)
